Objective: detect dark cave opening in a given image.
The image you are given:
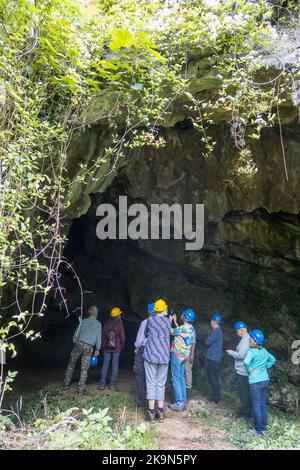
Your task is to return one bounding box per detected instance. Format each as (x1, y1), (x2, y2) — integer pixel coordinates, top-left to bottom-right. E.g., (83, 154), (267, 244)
(10, 175), (300, 376)
(10, 188), (189, 377)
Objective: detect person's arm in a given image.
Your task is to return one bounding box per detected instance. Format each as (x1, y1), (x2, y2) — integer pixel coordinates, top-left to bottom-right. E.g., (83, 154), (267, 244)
(73, 322), (82, 343)
(243, 349), (253, 374)
(205, 330), (217, 347)
(95, 323), (102, 353)
(189, 343), (196, 364)
(120, 322), (126, 350)
(170, 314), (179, 331)
(171, 326), (181, 337)
(227, 339), (249, 360)
(102, 323), (107, 350)
(134, 321), (146, 349)
(266, 352), (276, 369)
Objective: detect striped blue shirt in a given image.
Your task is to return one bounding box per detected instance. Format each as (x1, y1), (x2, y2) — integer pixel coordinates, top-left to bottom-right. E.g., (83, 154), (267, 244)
(143, 316), (171, 364)
(73, 316), (102, 350)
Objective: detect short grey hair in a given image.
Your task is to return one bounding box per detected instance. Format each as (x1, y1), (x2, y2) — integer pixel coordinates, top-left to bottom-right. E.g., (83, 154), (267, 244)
(156, 309), (168, 317)
(88, 305), (98, 315)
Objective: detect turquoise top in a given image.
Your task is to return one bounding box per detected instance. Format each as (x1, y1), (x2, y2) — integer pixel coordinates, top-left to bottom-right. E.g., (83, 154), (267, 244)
(244, 347), (276, 385)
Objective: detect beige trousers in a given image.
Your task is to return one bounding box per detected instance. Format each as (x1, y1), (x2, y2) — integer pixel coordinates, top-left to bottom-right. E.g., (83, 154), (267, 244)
(185, 359), (193, 389)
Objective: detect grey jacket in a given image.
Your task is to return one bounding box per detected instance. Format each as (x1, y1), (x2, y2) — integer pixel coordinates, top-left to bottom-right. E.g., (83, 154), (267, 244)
(228, 334), (250, 376)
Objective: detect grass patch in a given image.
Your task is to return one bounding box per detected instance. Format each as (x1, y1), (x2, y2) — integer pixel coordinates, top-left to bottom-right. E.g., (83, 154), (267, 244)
(6, 387), (136, 423)
(0, 386), (157, 450)
(190, 399), (300, 450)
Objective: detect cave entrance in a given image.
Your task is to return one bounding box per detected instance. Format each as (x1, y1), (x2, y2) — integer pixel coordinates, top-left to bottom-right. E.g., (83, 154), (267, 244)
(59, 189), (179, 374)
(12, 162), (230, 384)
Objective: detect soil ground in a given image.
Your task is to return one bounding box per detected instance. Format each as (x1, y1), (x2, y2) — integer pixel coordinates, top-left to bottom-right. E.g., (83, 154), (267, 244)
(7, 366), (235, 450)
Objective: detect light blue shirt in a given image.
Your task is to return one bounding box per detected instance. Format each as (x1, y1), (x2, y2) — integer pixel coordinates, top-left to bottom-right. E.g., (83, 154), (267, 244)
(73, 315), (102, 350)
(134, 319), (148, 348)
(244, 347), (276, 384)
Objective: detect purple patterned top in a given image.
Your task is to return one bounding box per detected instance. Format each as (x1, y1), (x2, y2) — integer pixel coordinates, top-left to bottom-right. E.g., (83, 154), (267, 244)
(143, 316), (171, 364)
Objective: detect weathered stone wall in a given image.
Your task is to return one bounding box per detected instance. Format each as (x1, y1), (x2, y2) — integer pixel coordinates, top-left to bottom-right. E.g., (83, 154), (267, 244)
(59, 121), (300, 412)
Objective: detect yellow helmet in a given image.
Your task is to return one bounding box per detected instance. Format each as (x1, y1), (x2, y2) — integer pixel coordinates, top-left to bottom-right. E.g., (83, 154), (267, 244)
(154, 299), (168, 313)
(111, 307), (122, 317)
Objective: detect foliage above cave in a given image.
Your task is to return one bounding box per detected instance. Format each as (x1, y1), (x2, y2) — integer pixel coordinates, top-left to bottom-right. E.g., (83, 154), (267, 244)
(0, 0), (299, 396)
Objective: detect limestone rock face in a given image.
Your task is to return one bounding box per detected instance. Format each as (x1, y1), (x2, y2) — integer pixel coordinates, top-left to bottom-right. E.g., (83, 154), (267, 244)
(61, 120), (300, 411)
(58, 42), (300, 410)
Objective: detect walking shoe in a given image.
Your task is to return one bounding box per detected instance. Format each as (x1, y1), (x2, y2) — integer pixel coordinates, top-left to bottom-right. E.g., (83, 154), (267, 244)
(155, 409), (164, 423)
(168, 402), (186, 412)
(63, 384), (70, 391)
(147, 410), (156, 423)
(99, 384), (105, 390)
(77, 389), (86, 396)
(109, 385), (115, 391)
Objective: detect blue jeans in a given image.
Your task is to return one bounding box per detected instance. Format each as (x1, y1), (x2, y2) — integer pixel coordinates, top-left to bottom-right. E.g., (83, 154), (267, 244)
(100, 351), (120, 387)
(171, 352), (187, 405)
(249, 380), (270, 434)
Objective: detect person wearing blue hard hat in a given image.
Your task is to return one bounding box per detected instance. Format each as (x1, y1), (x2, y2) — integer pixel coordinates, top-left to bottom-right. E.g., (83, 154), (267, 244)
(63, 305), (102, 395)
(212, 313), (222, 323)
(226, 321), (251, 419)
(168, 308), (196, 412)
(183, 310), (197, 398)
(133, 302), (156, 407)
(204, 313), (223, 405)
(244, 329), (276, 436)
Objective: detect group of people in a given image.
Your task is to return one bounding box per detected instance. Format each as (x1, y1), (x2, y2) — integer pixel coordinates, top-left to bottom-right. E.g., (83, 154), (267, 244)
(63, 300), (276, 437)
(63, 305), (125, 393)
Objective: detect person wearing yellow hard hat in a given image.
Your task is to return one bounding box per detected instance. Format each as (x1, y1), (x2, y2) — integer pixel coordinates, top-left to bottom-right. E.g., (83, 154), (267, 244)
(133, 302), (156, 407)
(99, 307), (125, 391)
(143, 298), (171, 423)
(110, 307), (122, 317)
(153, 299), (168, 313)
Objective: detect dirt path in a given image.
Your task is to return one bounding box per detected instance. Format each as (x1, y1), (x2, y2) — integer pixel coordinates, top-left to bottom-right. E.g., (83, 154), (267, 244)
(153, 400), (234, 450)
(108, 372), (235, 450)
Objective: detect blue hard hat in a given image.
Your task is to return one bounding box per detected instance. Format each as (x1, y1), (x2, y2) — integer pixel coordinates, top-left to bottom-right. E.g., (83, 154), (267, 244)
(212, 313), (222, 323)
(90, 356), (99, 367)
(249, 329), (265, 346)
(148, 303), (155, 317)
(182, 308), (196, 323)
(234, 321), (247, 331)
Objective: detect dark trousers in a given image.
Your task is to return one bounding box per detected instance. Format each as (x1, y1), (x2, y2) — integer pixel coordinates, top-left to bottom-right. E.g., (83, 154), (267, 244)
(100, 351), (120, 387)
(249, 380), (270, 434)
(236, 373), (252, 418)
(207, 359), (221, 403)
(133, 347), (146, 406)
